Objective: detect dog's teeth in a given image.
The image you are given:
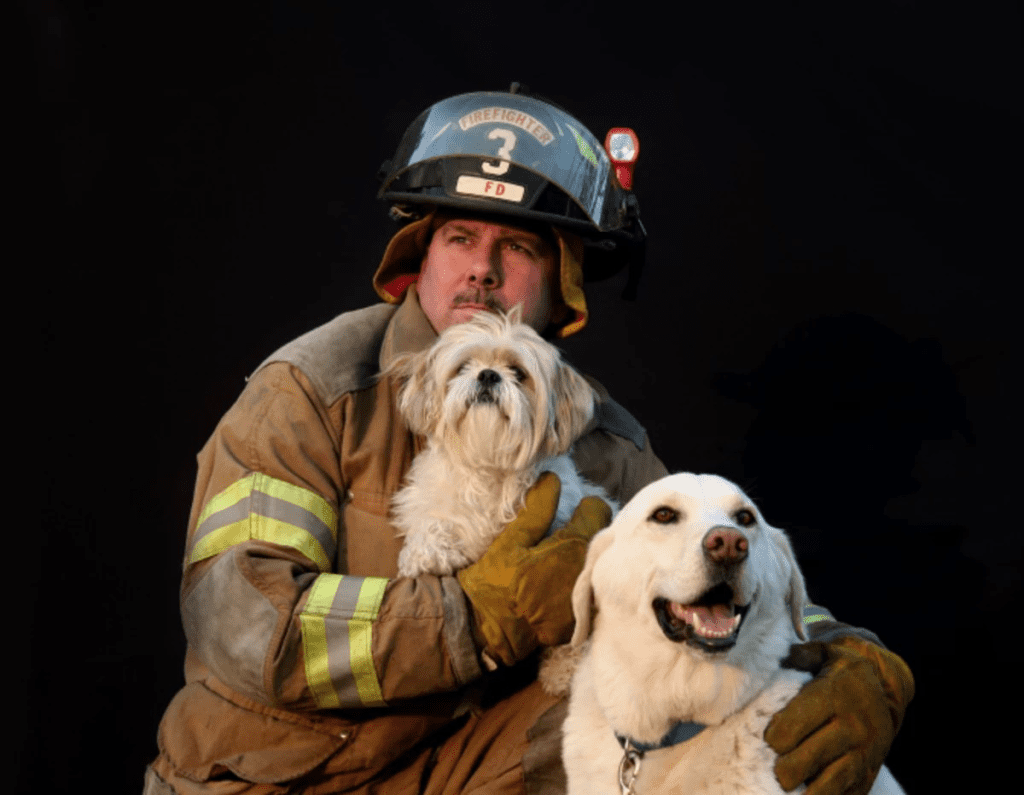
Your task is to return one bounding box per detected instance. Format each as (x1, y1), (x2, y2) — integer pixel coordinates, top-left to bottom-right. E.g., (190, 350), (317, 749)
(688, 609), (744, 638)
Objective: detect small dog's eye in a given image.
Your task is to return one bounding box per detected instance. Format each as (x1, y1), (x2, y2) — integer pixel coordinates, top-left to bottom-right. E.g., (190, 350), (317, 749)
(735, 509), (756, 527)
(510, 366), (527, 383)
(650, 506), (679, 524)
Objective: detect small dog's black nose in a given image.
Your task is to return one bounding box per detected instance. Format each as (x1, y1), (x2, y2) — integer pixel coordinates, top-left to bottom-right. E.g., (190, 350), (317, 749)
(477, 369), (501, 387)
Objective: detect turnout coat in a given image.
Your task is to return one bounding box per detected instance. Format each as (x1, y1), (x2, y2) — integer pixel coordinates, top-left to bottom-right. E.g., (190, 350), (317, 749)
(146, 288), (668, 793)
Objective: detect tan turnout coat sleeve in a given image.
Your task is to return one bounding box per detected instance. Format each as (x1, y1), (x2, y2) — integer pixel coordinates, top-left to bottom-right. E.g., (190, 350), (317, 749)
(150, 289), (669, 792)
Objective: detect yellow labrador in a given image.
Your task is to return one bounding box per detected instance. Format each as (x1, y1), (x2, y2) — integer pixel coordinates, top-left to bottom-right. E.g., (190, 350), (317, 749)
(561, 473), (904, 794)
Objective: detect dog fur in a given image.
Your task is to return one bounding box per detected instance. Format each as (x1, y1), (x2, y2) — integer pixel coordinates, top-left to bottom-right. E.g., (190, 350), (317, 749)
(387, 308), (614, 578)
(560, 472), (904, 795)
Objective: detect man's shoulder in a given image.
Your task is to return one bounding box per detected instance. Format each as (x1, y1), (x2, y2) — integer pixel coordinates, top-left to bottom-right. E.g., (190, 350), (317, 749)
(573, 374), (668, 505)
(251, 303), (398, 405)
(582, 374), (646, 451)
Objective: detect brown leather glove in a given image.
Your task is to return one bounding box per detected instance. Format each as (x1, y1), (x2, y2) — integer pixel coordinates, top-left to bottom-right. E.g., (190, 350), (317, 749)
(765, 635), (915, 795)
(456, 472), (612, 668)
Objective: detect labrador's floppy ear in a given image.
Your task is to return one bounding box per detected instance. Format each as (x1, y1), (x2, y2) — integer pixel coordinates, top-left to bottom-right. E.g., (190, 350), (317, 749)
(570, 527), (615, 647)
(768, 525), (810, 641)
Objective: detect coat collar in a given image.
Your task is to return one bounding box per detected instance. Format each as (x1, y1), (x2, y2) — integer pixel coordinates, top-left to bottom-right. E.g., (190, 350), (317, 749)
(378, 284), (439, 372)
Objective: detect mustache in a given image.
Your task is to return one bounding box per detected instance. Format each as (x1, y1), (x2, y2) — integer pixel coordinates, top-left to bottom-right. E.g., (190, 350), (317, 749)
(453, 292), (504, 311)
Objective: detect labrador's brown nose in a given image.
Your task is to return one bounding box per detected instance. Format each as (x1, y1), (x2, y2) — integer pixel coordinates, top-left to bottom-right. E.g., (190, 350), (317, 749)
(703, 527), (749, 565)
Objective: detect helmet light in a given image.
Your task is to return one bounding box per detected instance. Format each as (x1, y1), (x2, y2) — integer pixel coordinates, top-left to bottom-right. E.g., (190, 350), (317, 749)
(605, 128), (639, 190)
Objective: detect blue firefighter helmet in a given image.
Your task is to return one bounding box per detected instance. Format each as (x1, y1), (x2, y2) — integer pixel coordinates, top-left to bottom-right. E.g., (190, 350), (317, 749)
(377, 85), (645, 284)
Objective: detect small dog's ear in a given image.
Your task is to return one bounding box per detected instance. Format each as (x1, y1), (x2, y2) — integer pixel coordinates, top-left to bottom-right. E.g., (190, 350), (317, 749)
(507, 303), (524, 325)
(768, 525), (810, 641)
(570, 528), (615, 646)
(392, 350), (440, 437)
(548, 363), (596, 456)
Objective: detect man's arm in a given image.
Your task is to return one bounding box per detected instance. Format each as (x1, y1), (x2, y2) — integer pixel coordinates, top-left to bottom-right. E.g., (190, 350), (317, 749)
(179, 363), (483, 711)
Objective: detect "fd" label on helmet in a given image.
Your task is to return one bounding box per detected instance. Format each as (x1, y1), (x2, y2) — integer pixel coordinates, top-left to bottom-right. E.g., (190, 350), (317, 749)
(455, 175), (526, 203)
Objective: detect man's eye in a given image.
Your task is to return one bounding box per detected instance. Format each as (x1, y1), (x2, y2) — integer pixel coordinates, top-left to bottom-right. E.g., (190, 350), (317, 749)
(505, 241), (534, 256)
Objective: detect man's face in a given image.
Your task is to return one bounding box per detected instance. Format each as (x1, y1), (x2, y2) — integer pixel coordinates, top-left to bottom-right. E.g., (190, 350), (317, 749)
(417, 218), (558, 335)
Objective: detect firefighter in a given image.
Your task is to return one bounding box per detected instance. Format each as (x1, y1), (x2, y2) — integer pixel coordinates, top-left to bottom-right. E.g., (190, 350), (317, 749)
(144, 87), (913, 795)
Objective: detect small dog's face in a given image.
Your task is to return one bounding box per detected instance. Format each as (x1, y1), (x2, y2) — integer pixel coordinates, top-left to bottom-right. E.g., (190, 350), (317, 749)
(391, 308), (596, 470)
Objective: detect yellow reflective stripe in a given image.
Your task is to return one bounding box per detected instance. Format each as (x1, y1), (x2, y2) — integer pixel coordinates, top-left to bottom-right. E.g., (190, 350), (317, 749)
(803, 604), (835, 625)
(301, 575), (344, 709)
(349, 578), (387, 706)
(306, 572), (344, 614)
(189, 515), (332, 570)
(353, 576), (388, 620)
(299, 574), (389, 708)
(196, 473), (259, 527)
(188, 473), (337, 570)
(189, 520), (251, 563)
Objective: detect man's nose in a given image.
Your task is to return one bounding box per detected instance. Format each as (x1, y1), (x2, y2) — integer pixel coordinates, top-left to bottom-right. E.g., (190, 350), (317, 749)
(466, 245), (502, 287)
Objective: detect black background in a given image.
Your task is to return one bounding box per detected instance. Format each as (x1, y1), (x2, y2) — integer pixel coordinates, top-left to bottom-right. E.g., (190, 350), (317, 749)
(26, 0), (1019, 791)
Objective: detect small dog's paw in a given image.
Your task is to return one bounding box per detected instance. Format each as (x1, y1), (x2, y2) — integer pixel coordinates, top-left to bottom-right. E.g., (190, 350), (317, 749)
(396, 534), (461, 577)
(538, 643), (585, 697)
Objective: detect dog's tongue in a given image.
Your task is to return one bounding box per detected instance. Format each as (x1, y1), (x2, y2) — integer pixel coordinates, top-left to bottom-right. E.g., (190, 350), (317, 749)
(671, 602), (735, 634)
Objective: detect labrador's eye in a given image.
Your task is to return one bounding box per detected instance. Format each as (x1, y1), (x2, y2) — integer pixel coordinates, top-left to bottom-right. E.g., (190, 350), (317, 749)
(650, 506), (679, 524)
(735, 509), (756, 527)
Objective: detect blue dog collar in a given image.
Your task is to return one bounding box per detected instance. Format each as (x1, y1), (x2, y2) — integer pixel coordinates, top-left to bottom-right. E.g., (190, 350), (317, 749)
(615, 720), (707, 754)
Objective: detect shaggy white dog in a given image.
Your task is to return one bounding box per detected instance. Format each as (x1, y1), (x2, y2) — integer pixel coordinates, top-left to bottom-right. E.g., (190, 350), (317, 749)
(561, 472), (904, 795)
(387, 308), (614, 578)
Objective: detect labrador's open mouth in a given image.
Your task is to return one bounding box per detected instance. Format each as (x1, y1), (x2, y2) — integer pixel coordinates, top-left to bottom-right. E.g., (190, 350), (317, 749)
(653, 583), (750, 652)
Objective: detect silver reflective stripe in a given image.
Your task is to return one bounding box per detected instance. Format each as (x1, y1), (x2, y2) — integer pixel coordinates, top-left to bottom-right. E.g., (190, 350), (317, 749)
(187, 473), (338, 570)
(301, 574), (388, 708)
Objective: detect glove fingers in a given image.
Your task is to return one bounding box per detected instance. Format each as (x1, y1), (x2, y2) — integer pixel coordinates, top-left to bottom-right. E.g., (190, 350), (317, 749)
(800, 752), (870, 795)
(773, 718), (852, 792)
(834, 637), (916, 722)
(549, 495), (612, 543)
(770, 639), (910, 794)
(496, 472), (562, 550)
(764, 676), (835, 754)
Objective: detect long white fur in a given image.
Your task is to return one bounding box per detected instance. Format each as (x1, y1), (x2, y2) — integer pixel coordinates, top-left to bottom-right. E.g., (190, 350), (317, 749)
(562, 472), (905, 795)
(388, 307), (615, 578)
